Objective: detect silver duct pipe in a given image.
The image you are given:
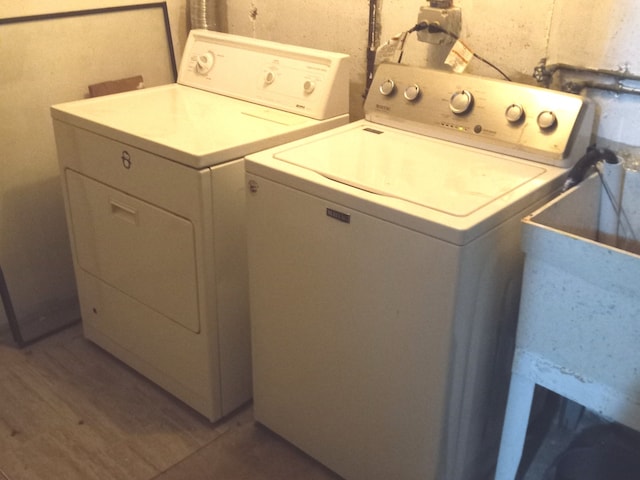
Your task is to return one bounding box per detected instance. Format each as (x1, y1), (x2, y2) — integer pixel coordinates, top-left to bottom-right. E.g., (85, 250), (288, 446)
(190, 0), (217, 30)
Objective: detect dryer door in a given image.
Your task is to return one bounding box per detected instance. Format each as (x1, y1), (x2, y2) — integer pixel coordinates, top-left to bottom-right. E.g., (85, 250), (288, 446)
(65, 170), (200, 333)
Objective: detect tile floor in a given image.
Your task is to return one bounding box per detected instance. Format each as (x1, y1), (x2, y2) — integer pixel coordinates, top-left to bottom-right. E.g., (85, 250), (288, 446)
(0, 323), (604, 480)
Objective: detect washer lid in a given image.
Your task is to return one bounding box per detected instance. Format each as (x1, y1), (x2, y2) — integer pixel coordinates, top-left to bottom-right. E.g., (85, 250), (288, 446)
(273, 126), (546, 217)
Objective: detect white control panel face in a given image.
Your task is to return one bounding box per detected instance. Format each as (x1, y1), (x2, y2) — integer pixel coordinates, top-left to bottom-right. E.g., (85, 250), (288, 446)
(178, 30), (349, 120)
(364, 63), (595, 167)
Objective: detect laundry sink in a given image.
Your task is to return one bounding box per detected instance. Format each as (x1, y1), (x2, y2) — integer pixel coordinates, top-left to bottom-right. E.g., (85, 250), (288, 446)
(513, 172), (640, 429)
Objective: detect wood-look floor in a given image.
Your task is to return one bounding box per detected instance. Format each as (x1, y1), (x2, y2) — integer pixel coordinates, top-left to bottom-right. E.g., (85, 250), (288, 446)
(0, 325), (340, 480)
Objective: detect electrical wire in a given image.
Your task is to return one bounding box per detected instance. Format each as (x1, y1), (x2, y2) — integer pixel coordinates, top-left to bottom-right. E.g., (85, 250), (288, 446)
(596, 163), (639, 246)
(411, 21), (511, 81)
(562, 145), (602, 192)
(563, 146), (639, 249)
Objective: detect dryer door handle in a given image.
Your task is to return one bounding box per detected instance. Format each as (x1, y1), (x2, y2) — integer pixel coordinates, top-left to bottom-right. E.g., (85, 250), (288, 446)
(110, 199), (138, 225)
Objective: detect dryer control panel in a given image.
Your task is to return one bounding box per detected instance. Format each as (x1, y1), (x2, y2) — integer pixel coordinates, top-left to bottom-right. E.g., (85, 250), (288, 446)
(178, 30), (350, 121)
(364, 63), (595, 168)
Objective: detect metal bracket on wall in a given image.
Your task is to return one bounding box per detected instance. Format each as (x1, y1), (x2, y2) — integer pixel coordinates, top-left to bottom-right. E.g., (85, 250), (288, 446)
(0, 266), (80, 348)
(534, 58), (640, 95)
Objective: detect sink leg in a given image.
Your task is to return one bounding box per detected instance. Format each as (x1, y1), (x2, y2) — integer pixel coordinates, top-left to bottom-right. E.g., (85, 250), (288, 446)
(495, 373), (536, 480)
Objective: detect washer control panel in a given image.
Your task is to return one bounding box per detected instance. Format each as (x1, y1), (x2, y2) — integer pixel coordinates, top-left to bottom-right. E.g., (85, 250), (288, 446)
(364, 63), (595, 167)
(178, 30), (350, 120)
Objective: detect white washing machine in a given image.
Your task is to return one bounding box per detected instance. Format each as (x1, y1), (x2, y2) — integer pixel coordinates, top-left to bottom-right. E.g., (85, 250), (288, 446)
(51, 30), (349, 421)
(244, 63), (595, 480)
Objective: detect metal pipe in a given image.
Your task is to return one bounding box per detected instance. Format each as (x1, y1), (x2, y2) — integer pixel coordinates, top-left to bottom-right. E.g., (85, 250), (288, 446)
(365, 0), (379, 96)
(534, 58), (640, 96)
(546, 63), (640, 83)
(563, 80), (640, 96)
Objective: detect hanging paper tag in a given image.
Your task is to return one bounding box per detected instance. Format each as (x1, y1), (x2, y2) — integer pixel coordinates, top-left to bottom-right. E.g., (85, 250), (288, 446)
(445, 39), (474, 73)
(375, 31), (408, 64)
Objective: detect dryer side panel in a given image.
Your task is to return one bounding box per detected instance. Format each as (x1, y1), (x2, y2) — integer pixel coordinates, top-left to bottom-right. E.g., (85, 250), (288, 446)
(211, 159), (253, 415)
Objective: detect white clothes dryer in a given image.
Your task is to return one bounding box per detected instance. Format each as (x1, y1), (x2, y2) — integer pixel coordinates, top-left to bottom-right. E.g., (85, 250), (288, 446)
(51, 30), (349, 421)
(244, 63), (594, 479)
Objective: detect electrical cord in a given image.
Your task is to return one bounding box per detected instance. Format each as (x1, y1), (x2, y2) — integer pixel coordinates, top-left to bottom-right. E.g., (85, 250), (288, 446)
(562, 146), (638, 248)
(595, 154), (639, 246)
(561, 145), (614, 192)
(411, 21), (512, 81)
(596, 164), (638, 245)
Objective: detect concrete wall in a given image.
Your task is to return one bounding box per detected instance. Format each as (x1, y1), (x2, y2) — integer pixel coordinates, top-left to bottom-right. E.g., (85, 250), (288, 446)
(0, 0), (187, 334)
(2, 0), (639, 334)
(224, 0), (370, 120)
(224, 0), (640, 146)
(0, 1), (188, 63)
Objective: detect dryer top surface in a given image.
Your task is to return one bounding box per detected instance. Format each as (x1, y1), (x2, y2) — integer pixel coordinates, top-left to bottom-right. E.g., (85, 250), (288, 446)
(52, 84), (341, 168)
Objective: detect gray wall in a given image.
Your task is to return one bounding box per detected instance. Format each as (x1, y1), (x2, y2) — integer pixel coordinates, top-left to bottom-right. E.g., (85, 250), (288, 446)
(0, 0), (187, 333)
(225, 0), (640, 145)
(2, 0), (639, 333)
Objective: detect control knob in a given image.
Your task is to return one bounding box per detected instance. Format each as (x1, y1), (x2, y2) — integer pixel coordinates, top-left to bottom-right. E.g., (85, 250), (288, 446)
(303, 80), (316, 94)
(537, 111), (557, 130)
(449, 90), (474, 114)
(263, 70), (276, 86)
(404, 84), (421, 102)
(379, 79), (396, 96)
(195, 52), (215, 74)
(505, 104), (525, 123)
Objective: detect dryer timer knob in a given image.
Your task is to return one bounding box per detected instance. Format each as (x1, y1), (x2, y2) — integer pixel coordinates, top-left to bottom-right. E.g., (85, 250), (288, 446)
(196, 52), (215, 74)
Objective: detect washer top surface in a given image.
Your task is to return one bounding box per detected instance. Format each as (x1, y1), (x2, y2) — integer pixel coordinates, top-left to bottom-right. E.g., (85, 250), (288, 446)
(246, 63), (596, 245)
(246, 121), (567, 245)
(273, 124), (546, 217)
